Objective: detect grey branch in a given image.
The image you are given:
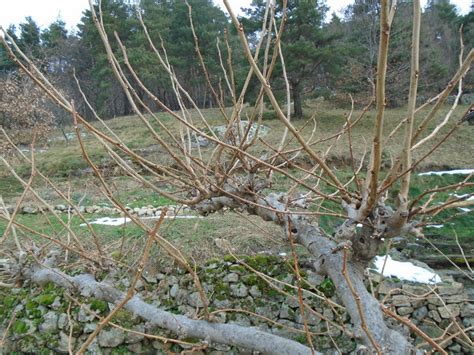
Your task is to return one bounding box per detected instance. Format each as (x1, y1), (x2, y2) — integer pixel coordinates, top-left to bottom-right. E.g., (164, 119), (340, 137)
(25, 265), (314, 355)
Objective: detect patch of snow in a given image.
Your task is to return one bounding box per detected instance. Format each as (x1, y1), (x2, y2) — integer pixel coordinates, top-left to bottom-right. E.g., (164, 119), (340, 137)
(356, 223), (363, 228)
(279, 252), (288, 257)
(458, 207), (471, 212)
(418, 169), (474, 176)
(425, 224), (444, 229)
(80, 217), (131, 226)
(371, 255), (441, 284)
(451, 193), (474, 201)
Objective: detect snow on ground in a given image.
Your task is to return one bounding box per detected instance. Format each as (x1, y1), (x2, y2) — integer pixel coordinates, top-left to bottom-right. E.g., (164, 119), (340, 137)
(80, 217), (131, 226)
(80, 215), (204, 227)
(425, 224), (444, 229)
(372, 255), (442, 284)
(418, 169), (474, 176)
(451, 193), (474, 201)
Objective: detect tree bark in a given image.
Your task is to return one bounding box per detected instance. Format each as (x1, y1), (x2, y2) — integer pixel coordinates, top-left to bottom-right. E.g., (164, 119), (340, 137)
(196, 192), (419, 354)
(292, 81), (303, 119)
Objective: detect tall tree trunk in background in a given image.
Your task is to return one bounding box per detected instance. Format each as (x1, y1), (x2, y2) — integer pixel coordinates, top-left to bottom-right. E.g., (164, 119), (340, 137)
(292, 81), (303, 118)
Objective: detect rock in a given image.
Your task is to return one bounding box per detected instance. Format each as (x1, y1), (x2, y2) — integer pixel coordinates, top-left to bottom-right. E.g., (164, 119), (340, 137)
(152, 340), (167, 351)
(178, 305), (197, 317)
(137, 208), (147, 217)
(279, 303), (293, 320)
(420, 324), (444, 339)
(413, 306), (428, 321)
(125, 324), (145, 344)
(286, 295), (301, 309)
(397, 306), (414, 316)
(22, 206), (38, 214)
(249, 285), (262, 297)
(187, 292), (205, 308)
(231, 314), (252, 327)
(437, 282), (463, 296)
(427, 295), (444, 306)
(77, 306), (95, 323)
(230, 283), (248, 298)
(306, 271), (324, 286)
(438, 304), (460, 319)
(402, 284), (428, 295)
(461, 303), (474, 317)
(166, 275), (178, 285)
(323, 308), (334, 321)
(391, 295), (411, 307)
(428, 310), (442, 323)
(272, 319), (302, 338)
(175, 289), (188, 305)
(169, 284), (179, 298)
(377, 280), (402, 295)
(256, 305), (279, 319)
(51, 296), (62, 310)
(39, 311), (59, 333)
(83, 323), (97, 333)
(445, 293), (468, 304)
(57, 331), (77, 353)
(223, 273), (239, 283)
(55, 204), (66, 211)
(447, 343), (462, 353)
(98, 328), (126, 347)
(295, 310), (321, 326)
(462, 317), (474, 328)
(213, 298), (232, 308)
(57, 313), (68, 330)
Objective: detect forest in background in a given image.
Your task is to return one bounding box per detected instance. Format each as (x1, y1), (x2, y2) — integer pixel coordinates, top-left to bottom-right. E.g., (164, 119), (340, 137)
(1, 0), (473, 128)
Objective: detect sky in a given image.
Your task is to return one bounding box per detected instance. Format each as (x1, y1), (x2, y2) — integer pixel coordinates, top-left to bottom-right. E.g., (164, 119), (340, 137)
(0, 0), (471, 33)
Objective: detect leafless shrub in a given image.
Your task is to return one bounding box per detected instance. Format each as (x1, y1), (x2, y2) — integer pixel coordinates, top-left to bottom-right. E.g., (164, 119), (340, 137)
(0, 70), (54, 153)
(0, 0), (473, 354)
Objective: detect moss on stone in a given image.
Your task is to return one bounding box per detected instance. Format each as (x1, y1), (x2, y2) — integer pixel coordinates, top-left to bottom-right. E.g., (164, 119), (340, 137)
(318, 278), (335, 297)
(245, 254), (278, 269)
(12, 320), (29, 334)
(229, 264), (245, 274)
(111, 309), (138, 328)
(242, 274), (258, 286)
(111, 345), (132, 354)
(3, 295), (17, 308)
(90, 299), (108, 313)
(34, 293), (56, 306)
(205, 258), (220, 266)
(223, 254), (235, 263)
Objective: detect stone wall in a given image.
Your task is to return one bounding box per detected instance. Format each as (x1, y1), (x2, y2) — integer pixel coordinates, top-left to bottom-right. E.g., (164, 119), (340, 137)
(1, 204), (184, 217)
(1, 254), (472, 354)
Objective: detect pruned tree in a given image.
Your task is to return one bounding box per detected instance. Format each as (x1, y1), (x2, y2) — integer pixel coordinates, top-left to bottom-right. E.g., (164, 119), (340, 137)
(0, 0), (473, 354)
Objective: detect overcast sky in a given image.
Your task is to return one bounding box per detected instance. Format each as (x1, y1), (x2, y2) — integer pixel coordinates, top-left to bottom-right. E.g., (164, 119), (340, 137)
(0, 0), (471, 32)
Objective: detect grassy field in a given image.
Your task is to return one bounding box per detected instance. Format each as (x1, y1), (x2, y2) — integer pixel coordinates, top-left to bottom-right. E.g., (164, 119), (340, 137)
(0, 102), (472, 266)
(2, 102), (473, 179)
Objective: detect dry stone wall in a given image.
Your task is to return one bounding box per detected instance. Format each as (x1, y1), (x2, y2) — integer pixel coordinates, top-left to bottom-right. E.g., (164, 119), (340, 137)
(1, 255), (472, 354)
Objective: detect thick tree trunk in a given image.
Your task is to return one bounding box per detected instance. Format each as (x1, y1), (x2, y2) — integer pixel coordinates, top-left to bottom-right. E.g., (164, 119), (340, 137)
(198, 193), (420, 354)
(292, 82), (303, 119)
(295, 223), (418, 354)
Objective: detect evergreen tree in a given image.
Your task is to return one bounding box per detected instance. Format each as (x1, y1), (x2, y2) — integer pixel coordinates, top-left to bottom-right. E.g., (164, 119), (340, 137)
(242, 0), (342, 118)
(18, 17), (42, 58)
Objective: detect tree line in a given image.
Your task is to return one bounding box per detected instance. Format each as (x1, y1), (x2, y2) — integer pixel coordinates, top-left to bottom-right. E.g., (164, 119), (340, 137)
(1, 0), (472, 124)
